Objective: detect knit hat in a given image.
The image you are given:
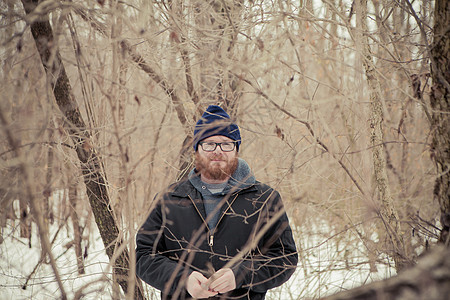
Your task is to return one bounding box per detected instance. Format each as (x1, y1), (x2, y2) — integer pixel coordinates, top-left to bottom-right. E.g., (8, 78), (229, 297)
(193, 105), (241, 151)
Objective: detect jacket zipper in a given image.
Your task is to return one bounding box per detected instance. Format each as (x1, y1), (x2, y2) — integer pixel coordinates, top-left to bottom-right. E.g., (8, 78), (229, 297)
(189, 194), (239, 248)
(189, 195), (213, 245)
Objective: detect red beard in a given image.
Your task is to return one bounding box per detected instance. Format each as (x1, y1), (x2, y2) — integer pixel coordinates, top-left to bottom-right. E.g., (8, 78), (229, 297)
(195, 152), (238, 182)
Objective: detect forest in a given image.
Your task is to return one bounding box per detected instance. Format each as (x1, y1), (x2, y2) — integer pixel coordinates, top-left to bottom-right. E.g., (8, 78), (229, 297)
(0, 0), (449, 299)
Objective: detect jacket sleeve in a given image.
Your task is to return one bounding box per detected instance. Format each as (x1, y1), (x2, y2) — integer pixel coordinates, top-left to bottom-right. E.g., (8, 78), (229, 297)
(231, 190), (298, 293)
(135, 199), (192, 296)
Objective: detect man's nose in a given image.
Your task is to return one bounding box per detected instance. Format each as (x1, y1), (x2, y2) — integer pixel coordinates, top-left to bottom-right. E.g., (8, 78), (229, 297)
(213, 144), (223, 153)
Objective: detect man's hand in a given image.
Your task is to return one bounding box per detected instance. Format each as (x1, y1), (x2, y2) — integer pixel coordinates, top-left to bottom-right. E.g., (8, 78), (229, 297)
(186, 271), (218, 299)
(205, 268), (236, 294)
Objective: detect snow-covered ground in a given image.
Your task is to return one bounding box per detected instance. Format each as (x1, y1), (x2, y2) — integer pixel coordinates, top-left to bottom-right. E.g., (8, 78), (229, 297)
(1, 198), (395, 299)
(267, 222), (396, 299)
(1, 204), (114, 299)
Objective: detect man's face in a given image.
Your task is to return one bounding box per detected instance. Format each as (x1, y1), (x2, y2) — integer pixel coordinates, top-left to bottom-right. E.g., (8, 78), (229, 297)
(195, 135), (238, 183)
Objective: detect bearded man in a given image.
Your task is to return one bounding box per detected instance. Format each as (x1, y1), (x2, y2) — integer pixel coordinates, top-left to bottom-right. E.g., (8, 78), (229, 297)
(136, 105), (298, 299)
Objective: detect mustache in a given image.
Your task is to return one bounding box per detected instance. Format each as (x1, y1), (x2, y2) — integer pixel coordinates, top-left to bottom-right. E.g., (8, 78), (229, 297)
(208, 154), (225, 160)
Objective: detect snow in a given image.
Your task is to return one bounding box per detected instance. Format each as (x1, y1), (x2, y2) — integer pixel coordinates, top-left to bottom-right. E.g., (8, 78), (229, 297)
(1, 198), (395, 299)
(1, 198), (115, 299)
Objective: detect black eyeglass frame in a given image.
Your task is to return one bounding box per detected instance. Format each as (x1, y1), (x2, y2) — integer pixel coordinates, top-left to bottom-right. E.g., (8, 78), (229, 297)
(198, 141), (237, 152)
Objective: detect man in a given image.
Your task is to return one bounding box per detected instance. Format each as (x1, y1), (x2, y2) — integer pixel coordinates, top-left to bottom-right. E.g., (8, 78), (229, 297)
(136, 105), (297, 299)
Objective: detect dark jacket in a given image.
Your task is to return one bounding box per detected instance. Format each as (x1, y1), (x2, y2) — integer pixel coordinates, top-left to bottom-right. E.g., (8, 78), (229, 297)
(136, 160), (298, 299)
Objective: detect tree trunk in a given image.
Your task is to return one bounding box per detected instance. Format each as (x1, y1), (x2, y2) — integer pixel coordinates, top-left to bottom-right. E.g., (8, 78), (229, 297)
(20, 0), (144, 298)
(354, 0), (409, 270)
(430, 0), (450, 245)
(69, 180), (85, 275)
(44, 127), (54, 224)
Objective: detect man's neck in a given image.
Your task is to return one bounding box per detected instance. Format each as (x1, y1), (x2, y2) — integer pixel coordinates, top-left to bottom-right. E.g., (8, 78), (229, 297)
(200, 174), (230, 185)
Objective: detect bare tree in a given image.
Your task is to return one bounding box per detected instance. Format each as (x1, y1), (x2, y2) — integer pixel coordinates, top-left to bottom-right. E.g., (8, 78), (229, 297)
(0, 0), (445, 299)
(321, 0), (450, 296)
(353, 0), (408, 271)
(19, 0), (143, 298)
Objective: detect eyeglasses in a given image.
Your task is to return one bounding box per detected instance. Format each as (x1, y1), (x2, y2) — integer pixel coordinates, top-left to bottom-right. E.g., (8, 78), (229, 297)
(199, 141), (236, 152)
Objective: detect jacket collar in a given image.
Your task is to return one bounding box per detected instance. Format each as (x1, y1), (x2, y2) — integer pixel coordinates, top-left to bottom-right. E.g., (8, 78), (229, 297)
(170, 176), (257, 199)
(170, 180), (199, 199)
